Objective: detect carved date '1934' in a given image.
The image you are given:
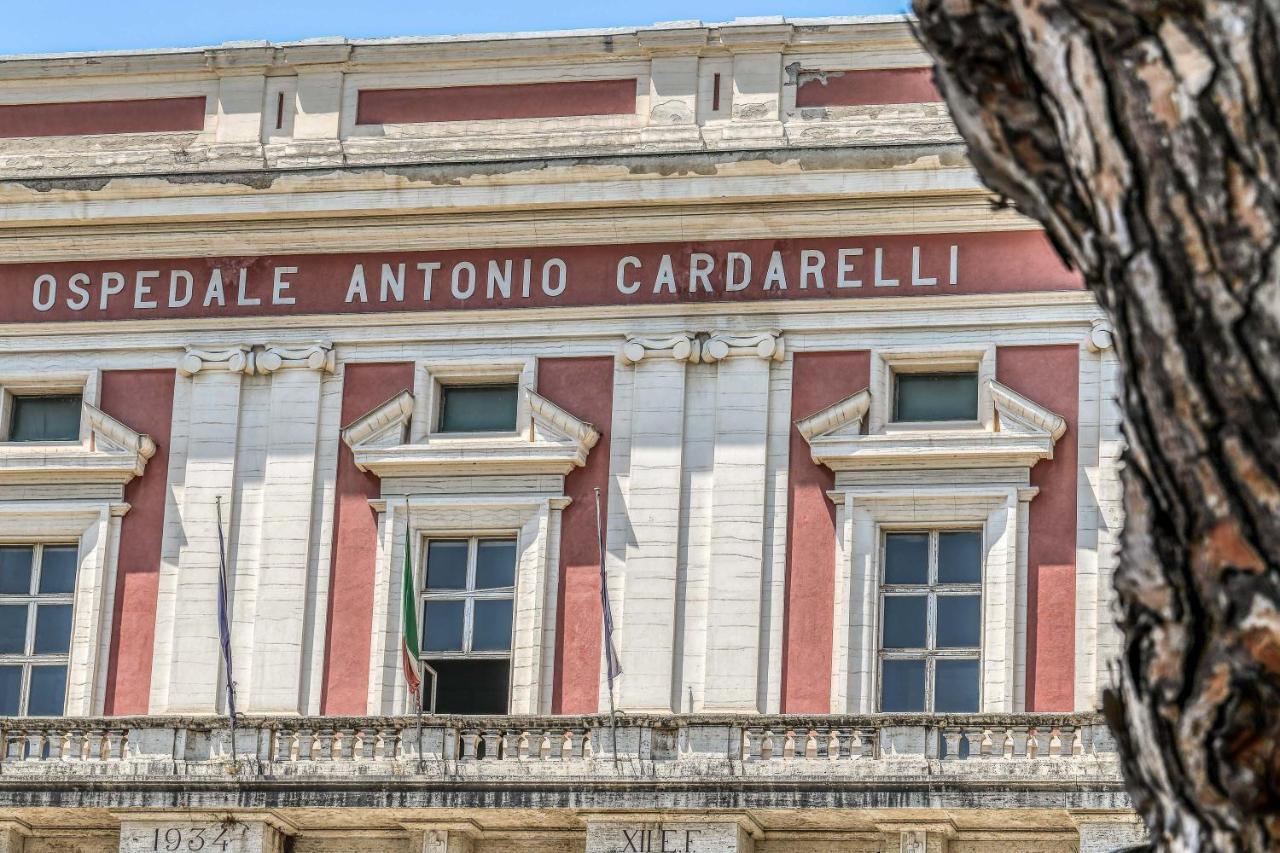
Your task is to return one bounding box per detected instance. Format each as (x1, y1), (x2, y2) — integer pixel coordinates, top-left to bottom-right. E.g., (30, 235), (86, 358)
(151, 826), (241, 852)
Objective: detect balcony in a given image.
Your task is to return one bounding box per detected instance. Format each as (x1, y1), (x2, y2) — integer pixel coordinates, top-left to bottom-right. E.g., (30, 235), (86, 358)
(0, 712), (1129, 812)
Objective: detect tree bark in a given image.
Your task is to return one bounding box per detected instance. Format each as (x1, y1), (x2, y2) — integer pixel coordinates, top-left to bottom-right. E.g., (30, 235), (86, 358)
(910, 1), (1280, 849)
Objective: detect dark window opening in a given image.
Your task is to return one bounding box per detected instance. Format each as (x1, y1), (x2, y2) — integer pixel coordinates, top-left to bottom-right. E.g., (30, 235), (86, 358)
(423, 659), (511, 715)
(437, 384), (518, 433)
(893, 372), (978, 422)
(8, 395), (82, 442)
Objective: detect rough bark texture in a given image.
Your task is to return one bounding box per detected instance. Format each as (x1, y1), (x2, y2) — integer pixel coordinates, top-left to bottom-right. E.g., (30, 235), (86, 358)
(911, 1), (1280, 850)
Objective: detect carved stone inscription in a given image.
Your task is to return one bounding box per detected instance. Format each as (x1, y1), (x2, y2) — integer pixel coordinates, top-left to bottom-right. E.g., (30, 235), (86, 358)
(586, 822), (749, 853)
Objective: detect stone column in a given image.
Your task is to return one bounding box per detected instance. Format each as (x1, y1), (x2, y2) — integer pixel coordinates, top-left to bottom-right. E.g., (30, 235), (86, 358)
(118, 814), (294, 853)
(616, 334), (697, 713)
(244, 343), (333, 713)
(586, 815), (758, 853)
(0, 822), (28, 853)
(150, 347), (251, 714)
(1071, 812), (1148, 852)
(701, 332), (781, 712)
(718, 22), (791, 145)
(638, 25), (708, 146)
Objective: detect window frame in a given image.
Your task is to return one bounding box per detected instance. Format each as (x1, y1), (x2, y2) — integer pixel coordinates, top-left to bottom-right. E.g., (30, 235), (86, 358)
(0, 388), (86, 445)
(890, 370), (981, 425)
(418, 532), (519, 662)
(434, 382), (521, 436)
(0, 542), (80, 717)
(876, 526), (984, 713)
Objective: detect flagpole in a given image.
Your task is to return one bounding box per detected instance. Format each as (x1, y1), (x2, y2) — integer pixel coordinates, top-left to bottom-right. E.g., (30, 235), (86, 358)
(593, 487), (621, 765)
(214, 496), (238, 761)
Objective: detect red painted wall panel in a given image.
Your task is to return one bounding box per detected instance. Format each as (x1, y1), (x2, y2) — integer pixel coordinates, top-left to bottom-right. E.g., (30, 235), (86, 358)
(537, 357), (615, 714)
(781, 350), (871, 712)
(997, 345), (1079, 711)
(5, 231), (1082, 325)
(356, 79), (636, 125)
(796, 68), (941, 107)
(320, 362), (416, 715)
(0, 97), (205, 138)
(100, 369), (176, 715)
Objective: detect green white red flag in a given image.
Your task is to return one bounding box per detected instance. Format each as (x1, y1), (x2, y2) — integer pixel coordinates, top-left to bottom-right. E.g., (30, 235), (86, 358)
(401, 539), (422, 711)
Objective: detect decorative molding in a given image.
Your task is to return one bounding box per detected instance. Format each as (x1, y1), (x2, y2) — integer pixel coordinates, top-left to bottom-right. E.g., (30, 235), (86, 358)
(795, 388), (870, 441)
(701, 330), (785, 362)
(177, 345), (254, 377)
(1086, 319), (1114, 352)
(802, 379), (1066, 471)
(85, 402), (157, 463)
(341, 390), (413, 449)
(257, 341), (335, 374)
(620, 333), (700, 365)
(991, 380), (1068, 441)
(526, 389), (599, 450)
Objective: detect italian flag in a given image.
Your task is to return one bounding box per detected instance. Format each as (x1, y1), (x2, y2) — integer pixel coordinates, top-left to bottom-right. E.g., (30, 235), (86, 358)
(401, 540), (423, 710)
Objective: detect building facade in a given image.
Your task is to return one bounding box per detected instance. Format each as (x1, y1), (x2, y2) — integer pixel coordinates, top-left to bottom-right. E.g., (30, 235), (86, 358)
(0, 16), (1143, 853)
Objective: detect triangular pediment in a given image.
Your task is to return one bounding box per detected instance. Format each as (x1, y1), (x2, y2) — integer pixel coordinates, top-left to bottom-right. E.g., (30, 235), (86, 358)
(795, 388), (871, 442)
(0, 403), (155, 486)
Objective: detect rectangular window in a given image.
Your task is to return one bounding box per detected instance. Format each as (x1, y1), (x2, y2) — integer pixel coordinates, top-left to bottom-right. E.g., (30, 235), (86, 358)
(0, 544), (77, 716)
(7, 395), (82, 442)
(878, 529), (981, 712)
(893, 372), (978, 422)
(420, 536), (516, 713)
(437, 384), (518, 433)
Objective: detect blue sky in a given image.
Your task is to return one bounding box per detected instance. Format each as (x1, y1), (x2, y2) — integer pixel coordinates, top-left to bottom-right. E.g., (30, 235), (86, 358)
(2, 1), (909, 56)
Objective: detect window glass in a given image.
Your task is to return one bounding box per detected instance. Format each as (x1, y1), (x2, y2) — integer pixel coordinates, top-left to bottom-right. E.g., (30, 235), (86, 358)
(934, 659), (980, 712)
(894, 373), (978, 422)
(26, 666), (67, 717)
(938, 531), (982, 584)
(422, 601), (465, 652)
(0, 606), (27, 654)
(474, 539), (516, 589)
(936, 595), (981, 648)
(884, 533), (928, 584)
(472, 599), (514, 651)
(8, 395), (82, 442)
(880, 659), (926, 712)
(424, 540), (468, 590)
(882, 596), (927, 649)
(0, 548), (32, 595)
(33, 604), (72, 655)
(0, 667), (20, 716)
(438, 384), (518, 433)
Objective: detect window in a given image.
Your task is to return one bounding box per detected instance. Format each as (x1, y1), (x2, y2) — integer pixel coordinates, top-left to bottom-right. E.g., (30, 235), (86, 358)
(879, 529), (981, 712)
(893, 373), (978, 422)
(0, 544), (77, 716)
(419, 536), (516, 713)
(437, 384), (518, 433)
(7, 395), (82, 442)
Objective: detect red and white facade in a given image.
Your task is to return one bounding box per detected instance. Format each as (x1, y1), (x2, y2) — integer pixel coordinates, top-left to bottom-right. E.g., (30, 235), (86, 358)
(0, 16), (1142, 853)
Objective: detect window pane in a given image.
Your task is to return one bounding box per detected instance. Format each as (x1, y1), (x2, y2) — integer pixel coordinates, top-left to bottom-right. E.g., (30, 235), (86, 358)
(936, 595), (981, 649)
(425, 658), (510, 715)
(438, 384), (518, 433)
(26, 665), (66, 716)
(421, 601), (465, 652)
(894, 373), (978, 422)
(0, 666), (19, 716)
(33, 604), (72, 655)
(8, 395), (82, 442)
(474, 539), (516, 589)
(938, 531), (982, 584)
(882, 596), (927, 649)
(884, 533), (928, 585)
(0, 606), (27, 654)
(880, 659), (926, 712)
(472, 599), (514, 651)
(935, 658), (980, 712)
(0, 547), (32, 595)
(424, 540), (468, 590)
(38, 546), (78, 595)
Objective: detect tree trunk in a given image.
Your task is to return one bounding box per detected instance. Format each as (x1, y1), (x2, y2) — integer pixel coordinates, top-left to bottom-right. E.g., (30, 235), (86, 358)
(910, 1), (1280, 849)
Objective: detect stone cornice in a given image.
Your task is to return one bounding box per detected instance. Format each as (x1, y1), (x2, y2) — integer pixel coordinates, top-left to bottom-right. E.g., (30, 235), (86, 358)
(341, 390), (412, 448)
(526, 389), (599, 450)
(795, 388), (870, 441)
(0, 402), (154, 486)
